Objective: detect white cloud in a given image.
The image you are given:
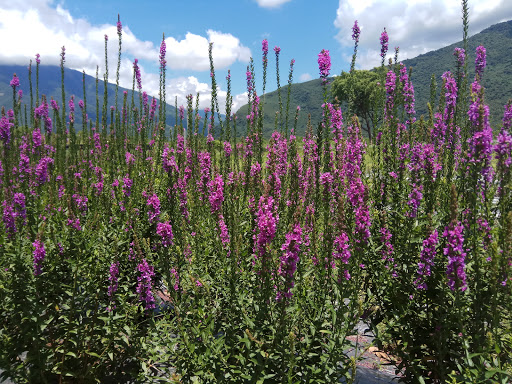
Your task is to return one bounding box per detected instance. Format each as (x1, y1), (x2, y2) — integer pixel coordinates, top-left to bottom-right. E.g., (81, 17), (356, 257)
(0, 0), (158, 87)
(255, 0), (292, 9)
(166, 30), (251, 71)
(299, 73), (312, 82)
(334, 0), (512, 69)
(231, 92), (249, 113)
(0, 0), (249, 115)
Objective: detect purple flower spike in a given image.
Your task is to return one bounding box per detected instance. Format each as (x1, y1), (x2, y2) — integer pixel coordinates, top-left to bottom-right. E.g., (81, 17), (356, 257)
(208, 174), (224, 214)
(254, 195), (278, 259)
(33, 239), (46, 276)
(107, 261), (120, 309)
(262, 39), (269, 55)
(277, 224), (302, 301)
(318, 49), (331, 84)
(475, 45), (486, 78)
(380, 28), (389, 64)
(444, 222), (467, 292)
(159, 38), (166, 69)
(414, 230), (438, 290)
(10, 74), (20, 89)
(157, 221), (174, 247)
(136, 259), (156, 310)
(147, 193), (161, 223)
(117, 15), (122, 35)
(454, 47), (465, 68)
(0, 116), (13, 145)
(133, 59), (142, 91)
(352, 20), (360, 42)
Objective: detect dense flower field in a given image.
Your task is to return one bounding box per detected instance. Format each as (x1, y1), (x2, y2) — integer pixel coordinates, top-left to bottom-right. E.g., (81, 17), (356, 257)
(0, 9), (511, 384)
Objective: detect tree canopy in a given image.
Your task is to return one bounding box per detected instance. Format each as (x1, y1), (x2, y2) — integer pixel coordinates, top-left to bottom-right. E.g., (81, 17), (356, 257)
(331, 68), (386, 141)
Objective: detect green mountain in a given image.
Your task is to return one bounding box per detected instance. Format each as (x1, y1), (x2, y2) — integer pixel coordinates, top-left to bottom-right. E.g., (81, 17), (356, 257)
(404, 20), (512, 127)
(235, 77), (332, 138)
(0, 64), (194, 131)
(235, 19), (512, 137)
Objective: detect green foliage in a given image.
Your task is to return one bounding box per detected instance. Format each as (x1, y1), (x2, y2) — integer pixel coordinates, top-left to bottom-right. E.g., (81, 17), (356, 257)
(330, 68), (386, 140)
(1, 13), (512, 384)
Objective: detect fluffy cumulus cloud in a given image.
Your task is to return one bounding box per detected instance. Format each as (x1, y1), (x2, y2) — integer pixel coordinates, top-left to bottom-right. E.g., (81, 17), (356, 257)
(334, 0), (512, 69)
(0, 1), (157, 73)
(166, 30), (251, 71)
(0, 0), (248, 113)
(254, 0), (292, 9)
(299, 73), (312, 82)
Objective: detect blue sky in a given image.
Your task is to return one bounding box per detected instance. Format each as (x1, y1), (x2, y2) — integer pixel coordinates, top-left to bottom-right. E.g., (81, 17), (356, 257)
(1, 0), (511, 111)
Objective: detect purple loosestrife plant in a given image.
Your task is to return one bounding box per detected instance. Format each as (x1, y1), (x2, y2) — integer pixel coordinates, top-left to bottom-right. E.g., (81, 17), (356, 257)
(414, 230), (439, 290)
(2, 202), (16, 237)
(177, 178), (190, 221)
(468, 87), (493, 183)
(333, 232), (351, 279)
(136, 259), (156, 310)
(475, 45), (486, 79)
(72, 194), (88, 214)
(107, 261), (120, 310)
(262, 39), (269, 59)
(33, 239), (45, 276)
(208, 174), (224, 214)
(350, 20), (361, 72)
(50, 99), (59, 111)
(10, 74), (19, 89)
(34, 97), (52, 134)
(380, 28), (389, 66)
(217, 214), (230, 256)
(495, 104), (512, 175)
(399, 64), (416, 125)
(444, 222), (467, 291)
(35, 157), (54, 185)
(147, 193), (161, 224)
(317, 49), (331, 84)
(122, 175), (133, 197)
(133, 59), (142, 91)
(277, 224), (302, 301)
(254, 195), (278, 260)
(159, 37), (166, 69)
(380, 226), (396, 276)
(384, 70), (397, 124)
(197, 151), (211, 199)
(157, 221), (174, 247)
(0, 116), (12, 146)
(454, 47), (465, 69)
(13, 193), (26, 225)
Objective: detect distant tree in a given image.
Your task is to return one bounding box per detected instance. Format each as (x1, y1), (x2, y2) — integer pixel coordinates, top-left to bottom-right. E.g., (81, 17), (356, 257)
(331, 68), (386, 141)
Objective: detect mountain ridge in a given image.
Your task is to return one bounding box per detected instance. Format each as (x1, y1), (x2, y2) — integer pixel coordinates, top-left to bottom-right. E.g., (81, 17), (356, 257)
(235, 19), (512, 137)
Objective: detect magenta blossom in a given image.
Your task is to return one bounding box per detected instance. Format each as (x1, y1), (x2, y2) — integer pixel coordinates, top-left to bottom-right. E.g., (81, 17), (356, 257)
(380, 28), (389, 65)
(277, 224), (302, 301)
(444, 222), (467, 292)
(318, 49), (331, 83)
(157, 221), (174, 247)
(352, 20), (360, 42)
(147, 193), (161, 223)
(33, 239), (45, 276)
(136, 259), (156, 310)
(208, 174), (224, 214)
(10, 74), (20, 89)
